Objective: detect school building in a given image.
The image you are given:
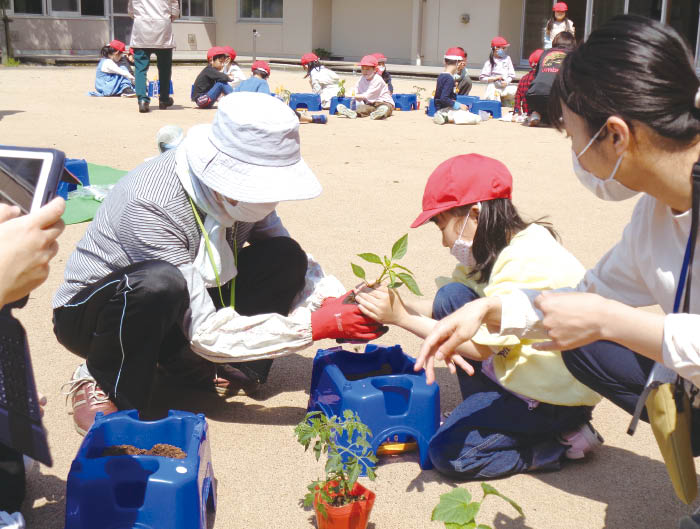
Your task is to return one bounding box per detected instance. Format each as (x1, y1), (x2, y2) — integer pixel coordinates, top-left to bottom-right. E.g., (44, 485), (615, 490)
(5, 0), (700, 69)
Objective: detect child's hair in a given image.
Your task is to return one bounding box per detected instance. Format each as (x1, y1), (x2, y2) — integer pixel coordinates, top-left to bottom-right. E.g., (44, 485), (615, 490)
(550, 14), (700, 145)
(210, 53), (227, 63)
(303, 60), (321, 78)
(552, 31), (576, 50)
(440, 200), (557, 283)
(546, 14), (573, 37)
(100, 45), (119, 58)
(488, 49), (495, 68)
(444, 58), (458, 66)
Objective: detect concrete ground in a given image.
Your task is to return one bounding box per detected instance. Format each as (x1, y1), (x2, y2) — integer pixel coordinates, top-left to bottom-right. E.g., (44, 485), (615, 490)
(1, 64), (698, 529)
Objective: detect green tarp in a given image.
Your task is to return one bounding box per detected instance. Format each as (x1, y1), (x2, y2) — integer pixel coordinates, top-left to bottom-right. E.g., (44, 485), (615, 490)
(61, 163), (128, 225)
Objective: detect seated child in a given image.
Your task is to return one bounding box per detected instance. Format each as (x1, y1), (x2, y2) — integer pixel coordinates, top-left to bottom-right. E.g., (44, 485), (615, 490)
(234, 60), (272, 94)
(301, 53), (341, 109)
(479, 36), (516, 104)
(454, 47), (472, 96)
(433, 47), (478, 125)
(91, 39), (136, 97)
(222, 46), (248, 89)
(192, 46), (234, 109)
(118, 45), (135, 76)
(373, 52), (393, 94)
(356, 154), (603, 481)
(336, 55), (394, 120)
(513, 48), (543, 123)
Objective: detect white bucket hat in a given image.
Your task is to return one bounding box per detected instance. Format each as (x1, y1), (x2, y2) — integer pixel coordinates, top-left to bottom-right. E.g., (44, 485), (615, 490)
(182, 92), (322, 203)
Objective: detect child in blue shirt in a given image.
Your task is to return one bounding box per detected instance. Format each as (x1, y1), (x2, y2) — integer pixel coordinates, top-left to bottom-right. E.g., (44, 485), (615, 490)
(433, 47), (477, 125)
(91, 40), (136, 97)
(234, 61), (272, 94)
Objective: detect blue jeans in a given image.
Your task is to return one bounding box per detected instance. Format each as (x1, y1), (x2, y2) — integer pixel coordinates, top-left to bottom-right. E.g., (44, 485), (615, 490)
(428, 282), (592, 480)
(196, 82), (233, 108)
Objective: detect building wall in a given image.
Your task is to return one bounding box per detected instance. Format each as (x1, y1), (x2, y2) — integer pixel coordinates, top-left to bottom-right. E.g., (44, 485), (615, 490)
(9, 17), (109, 53)
(311, 0), (332, 52)
(173, 22), (216, 51)
(499, 0), (524, 66)
(330, 0), (413, 62)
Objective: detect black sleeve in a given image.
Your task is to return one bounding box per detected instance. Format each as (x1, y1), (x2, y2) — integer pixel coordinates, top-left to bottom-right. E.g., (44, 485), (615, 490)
(192, 66), (230, 100)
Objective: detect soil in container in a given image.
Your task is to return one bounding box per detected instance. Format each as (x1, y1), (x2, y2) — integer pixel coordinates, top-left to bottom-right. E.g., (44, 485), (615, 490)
(102, 443), (186, 459)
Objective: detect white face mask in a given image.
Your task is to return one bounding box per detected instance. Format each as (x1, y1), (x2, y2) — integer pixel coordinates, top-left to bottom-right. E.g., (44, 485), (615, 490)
(572, 123), (639, 201)
(220, 200), (278, 223)
(449, 207), (479, 268)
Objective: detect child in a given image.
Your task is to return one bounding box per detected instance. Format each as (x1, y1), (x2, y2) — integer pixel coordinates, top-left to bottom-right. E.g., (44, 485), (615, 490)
(90, 40), (136, 97)
(192, 46), (234, 109)
(513, 48), (543, 123)
(222, 46), (247, 89)
(544, 2), (575, 49)
(300, 52), (340, 109)
(118, 45), (135, 75)
(432, 47), (478, 126)
(234, 60), (271, 94)
(454, 46), (472, 96)
(356, 154), (603, 480)
(479, 36), (516, 104)
(336, 55), (394, 120)
(373, 52), (393, 94)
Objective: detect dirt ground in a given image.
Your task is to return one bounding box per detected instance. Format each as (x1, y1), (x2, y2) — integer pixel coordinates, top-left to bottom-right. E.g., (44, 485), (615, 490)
(1, 64), (698, 529)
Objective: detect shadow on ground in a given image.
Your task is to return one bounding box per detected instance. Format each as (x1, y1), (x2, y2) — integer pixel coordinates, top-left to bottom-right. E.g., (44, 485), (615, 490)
(0, 110), (25, 120)
(22, 466), (66, 528)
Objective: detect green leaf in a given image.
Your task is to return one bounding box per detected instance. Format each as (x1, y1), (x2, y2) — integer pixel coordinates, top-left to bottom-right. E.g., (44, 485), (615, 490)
(388, 269), (398, 288)
(477, 525), (492, 529)
(391, 233), (408, 260)
(398, 273), (422, 296)
(481, 483), (523, 517)
(431, 488), (477, 524)
(392, 262), (414, 275)
(351, 263), (366, 280)
(383, 255), (390, 266)
(347, 461), (361, 488)
(358, 252), (382, 264)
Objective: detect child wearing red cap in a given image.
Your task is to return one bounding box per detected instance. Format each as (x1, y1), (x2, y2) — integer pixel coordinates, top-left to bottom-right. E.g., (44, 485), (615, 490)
(301, 53), (341, 109)
(512, 48), (543, 123)
(90, 40), (136, 97)
(234, 60), (272, 94)
(192, 47), (234, 109)
(432, 47), (478, 125)
(479, 36), (516, 104)
(336, 55), (394, 120)
(545, 2), (575, 49)
(222, 46), (248, 89)
(356, 153), (603, 480)
(372, 52), (393, 94)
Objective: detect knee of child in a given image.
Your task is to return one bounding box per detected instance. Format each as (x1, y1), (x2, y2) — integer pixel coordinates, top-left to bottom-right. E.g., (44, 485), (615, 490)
(432, 282), (479, 320)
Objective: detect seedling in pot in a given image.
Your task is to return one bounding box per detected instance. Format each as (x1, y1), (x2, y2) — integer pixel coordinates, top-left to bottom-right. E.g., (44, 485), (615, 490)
(431, 483), (523, 529)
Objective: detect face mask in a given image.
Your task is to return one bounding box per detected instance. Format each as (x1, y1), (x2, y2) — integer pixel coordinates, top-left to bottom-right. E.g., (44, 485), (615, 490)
(572, 123), (639, 201)
(220, 199), (279, 223)
(495, 49), (506, 59)
(378, 65), (386, 72)
(449, 206), (479, 268)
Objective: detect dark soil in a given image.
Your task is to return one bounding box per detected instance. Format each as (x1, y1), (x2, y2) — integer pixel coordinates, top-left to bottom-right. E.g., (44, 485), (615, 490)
(102, 443), (187, 459)
(328, 494), (366, 508)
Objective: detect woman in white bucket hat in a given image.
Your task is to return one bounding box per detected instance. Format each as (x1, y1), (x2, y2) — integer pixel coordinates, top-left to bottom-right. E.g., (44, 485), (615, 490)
(52, 93), (384, 435)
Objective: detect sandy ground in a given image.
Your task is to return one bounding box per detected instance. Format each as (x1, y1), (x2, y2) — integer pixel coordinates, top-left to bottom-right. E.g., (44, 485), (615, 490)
(0, 64), (698, 529)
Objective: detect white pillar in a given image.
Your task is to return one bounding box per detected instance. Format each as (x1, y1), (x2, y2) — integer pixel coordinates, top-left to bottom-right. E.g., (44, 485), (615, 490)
(410, 0), (424, 65)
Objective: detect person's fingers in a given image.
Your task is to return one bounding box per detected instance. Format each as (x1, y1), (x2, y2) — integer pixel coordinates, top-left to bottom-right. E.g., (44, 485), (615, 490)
(426, 355), (436, 385)
(447, 360), (456, 375)
(0, 204), (20, 223)
(532, 340), (561, 351)
(32, 197), (65, 229)
(452, 355), (475, 376)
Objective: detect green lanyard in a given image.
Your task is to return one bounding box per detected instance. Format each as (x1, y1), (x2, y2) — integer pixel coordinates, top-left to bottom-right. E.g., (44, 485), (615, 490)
(189, 197), (237, 309)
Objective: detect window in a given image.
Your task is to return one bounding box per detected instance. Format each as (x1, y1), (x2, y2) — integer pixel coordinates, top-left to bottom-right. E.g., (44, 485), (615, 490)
(51, 0), (78, 11)
(181, 0), (212, 18)
(13, 0), (43, 14)
(81, 0), (104, 16)
(240, 0), (282, 20)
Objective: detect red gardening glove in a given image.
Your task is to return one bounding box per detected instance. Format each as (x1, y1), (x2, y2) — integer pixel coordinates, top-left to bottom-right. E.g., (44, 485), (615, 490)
(311, 301), (385, 341)
(320, 291), (355, 309)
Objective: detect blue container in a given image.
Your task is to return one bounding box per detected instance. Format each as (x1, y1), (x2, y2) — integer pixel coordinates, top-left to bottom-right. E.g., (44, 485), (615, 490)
(426, 98), (437, 117)
(308, 344), (440, 471)
(147, 80), (175, 98)
(392, 93), (418, 111)
(456, 95), (479, 108)
(288, 93), (322, 111)
(57, 158), (90, 200)
(329, 96), (354, 115)
(65, 409), (216, 529)
(470, 99), (502, 119)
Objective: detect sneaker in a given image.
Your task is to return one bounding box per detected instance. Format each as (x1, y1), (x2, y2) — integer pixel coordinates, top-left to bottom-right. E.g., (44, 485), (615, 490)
(336, 104), (357, 119)
(528, 111), (541, 127)
(120, 87), (137, 98)
(0, 511), (25, 529)
(369, 106), (389, 120)
(679, 509), (700, 529)
(433, 112), (448, 125)
(62, 366), (117, 436)
(558, 422), (604, 460)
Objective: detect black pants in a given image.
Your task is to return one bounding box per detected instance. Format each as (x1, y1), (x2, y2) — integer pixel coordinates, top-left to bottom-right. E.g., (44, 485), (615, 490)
(0, 443), (24, 512)
(562, 342), (700, 454)
(527, 94), (550, 123)
(53, 237), (307, 410)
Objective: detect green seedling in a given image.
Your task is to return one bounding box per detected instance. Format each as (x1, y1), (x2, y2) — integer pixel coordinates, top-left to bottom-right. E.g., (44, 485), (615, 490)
(413, 85), (428, 103)
(294, 410), (377, 518)
(431, 483), (523, 529)
(338, 78), (346, 98)
(351, 234), (422, 296)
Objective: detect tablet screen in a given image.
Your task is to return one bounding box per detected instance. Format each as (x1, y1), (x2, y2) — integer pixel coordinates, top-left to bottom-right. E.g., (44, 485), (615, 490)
(0, 150), (53, 213)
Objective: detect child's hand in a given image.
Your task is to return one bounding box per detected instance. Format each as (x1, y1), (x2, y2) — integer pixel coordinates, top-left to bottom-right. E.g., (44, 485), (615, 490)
(356, 286), (407, 326)
(459, 104), (468, 111)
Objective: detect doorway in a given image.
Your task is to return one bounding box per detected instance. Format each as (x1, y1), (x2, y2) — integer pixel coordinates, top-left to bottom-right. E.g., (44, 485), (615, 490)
(521, 0), (587, 64)
(111, 0), (133, 44)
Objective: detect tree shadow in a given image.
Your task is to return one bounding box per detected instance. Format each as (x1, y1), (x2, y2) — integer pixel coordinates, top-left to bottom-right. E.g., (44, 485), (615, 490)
(492, 512), (537, 529)
(22, 466), (66, 529)
(0, 110), (24, 120)
(405, 467), (458, 493)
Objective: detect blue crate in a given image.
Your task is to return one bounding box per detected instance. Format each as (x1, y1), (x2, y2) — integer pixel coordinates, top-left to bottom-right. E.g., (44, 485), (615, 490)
(456, 95), (479, 108)
(57, 158), (89, 200)
(288, 93), (322, 111)
(148, 80), (174, 98)
(308, 344), (440, 471)
(329, 96), (354, 115)
(470, 99), (502, 119)
(426, 98), (437, 117)
(65, 409), (216, 529)
(392, 93), (418, 111)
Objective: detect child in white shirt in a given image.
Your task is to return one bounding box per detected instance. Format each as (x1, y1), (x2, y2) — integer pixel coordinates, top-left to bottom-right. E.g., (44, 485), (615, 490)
(336, 55), (394, 120)
(300, 52), (341, 110)
(91, 40), (136, 97)
(222, 46), (248, 89)
(479, 36), (516, 105)
(544, 2), (576, 49)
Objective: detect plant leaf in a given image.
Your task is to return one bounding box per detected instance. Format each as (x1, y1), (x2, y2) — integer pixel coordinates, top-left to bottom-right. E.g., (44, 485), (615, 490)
(431, 488), (475, 524)
(391, 233), (408, 260)
(398, 273), (422, 296)
(358, 252), (382, 264)
(383, 255), (390, 266)
(445, 524), (476, 529)
(351, 263), (366, 280)
(388, 269), (398, 288)
(477, 525), (492, 529)
(392, 263), (414, 275)
(481, 483), (523, 517)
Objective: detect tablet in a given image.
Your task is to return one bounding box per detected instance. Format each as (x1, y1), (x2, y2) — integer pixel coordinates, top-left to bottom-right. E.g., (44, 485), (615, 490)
(0, 146), (66, 214)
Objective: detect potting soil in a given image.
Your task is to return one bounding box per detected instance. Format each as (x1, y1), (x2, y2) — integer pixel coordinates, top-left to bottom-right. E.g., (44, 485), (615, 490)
(101, 443), (187, 458)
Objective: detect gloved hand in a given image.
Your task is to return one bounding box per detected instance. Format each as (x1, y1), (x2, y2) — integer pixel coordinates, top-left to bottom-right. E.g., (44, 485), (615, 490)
(320, 291), (355, 309)
(311, 301), (386, 341)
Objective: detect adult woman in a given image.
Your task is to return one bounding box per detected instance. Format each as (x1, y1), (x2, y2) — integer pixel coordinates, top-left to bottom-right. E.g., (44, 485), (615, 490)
(418, 13), (700, 475)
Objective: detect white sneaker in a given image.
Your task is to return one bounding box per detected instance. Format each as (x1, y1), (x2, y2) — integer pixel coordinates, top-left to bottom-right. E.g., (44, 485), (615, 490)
(369, 106), (389, 120)
(336, 104), (357, 119)
(0, 511), (25, 529)
(558, 422), (604, 460)
(433, 112), (447, 125)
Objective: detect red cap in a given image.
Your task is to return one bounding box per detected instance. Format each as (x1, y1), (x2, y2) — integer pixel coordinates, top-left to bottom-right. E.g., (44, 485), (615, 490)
(251, 60), (270, 75)
(411, 154), (513, 228)
(528, 49), (544, 68)
(372, 52), (387, 63)
(109, 39), (126, 53)
(444, 47), (466, 60)
(207, 46), (227, 60)
(128, 46), (135, 55)
(490, 36), (510, 48)
(553, 2), (568, 11)
(301, 52), (319, 65)
(222, 46), (236, 60)
(359, 55), (379, 67)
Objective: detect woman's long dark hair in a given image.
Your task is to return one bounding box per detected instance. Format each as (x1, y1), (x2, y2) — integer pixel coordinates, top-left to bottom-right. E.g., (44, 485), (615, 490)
(546, 14), (573, 37)
(443, 199), (558, 283)
(488, 49), (495, 68)
(550, 14), (700, 144)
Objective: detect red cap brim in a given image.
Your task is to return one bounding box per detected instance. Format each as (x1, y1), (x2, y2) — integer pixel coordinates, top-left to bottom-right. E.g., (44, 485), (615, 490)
(410, 205), (454, 228)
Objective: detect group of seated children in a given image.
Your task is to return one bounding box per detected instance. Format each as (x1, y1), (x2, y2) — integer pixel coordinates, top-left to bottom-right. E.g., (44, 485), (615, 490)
(91, 40), (136, 97)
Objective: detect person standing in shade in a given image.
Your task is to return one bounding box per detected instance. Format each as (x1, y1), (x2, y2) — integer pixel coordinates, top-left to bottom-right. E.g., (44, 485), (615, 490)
(129, 0), (179, 114)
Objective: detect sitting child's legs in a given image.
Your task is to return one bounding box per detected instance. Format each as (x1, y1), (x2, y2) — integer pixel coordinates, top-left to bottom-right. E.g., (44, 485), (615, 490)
(355, 102), (375, 117)
(369, 104), (392, 120)
(196, 81), (233, 109)
(432, 282), (480, 320)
